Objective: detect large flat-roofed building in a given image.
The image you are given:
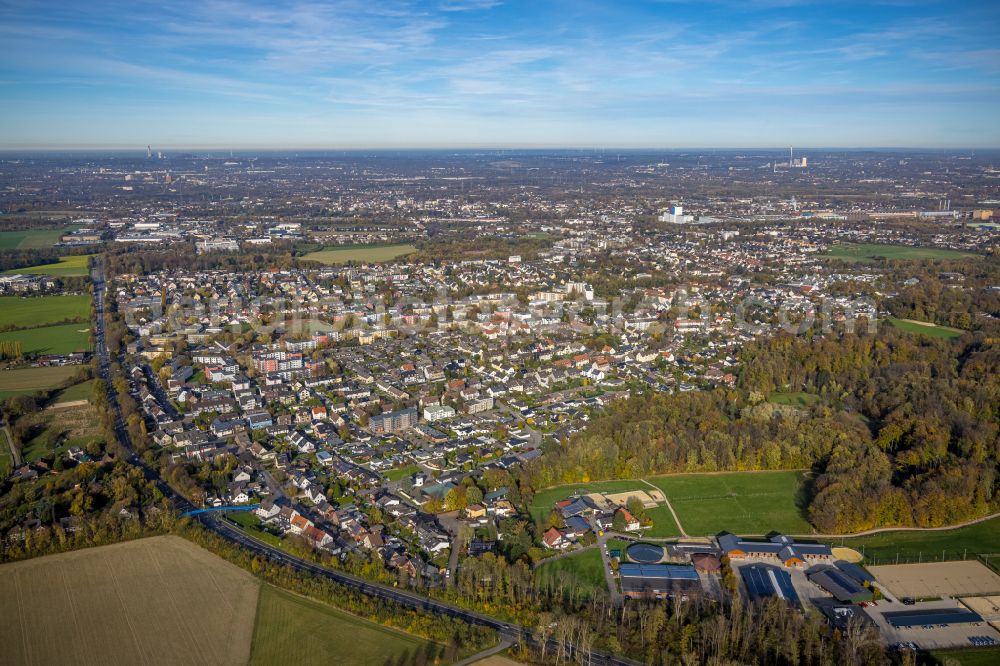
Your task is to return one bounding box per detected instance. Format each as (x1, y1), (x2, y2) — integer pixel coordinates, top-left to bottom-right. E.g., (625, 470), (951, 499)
(719, 533), (832, 567)
(619, 563), (701, 599)
(740, 564), (800, 607)
(884, 608), (983, 628)
(807, 566), (874, 604)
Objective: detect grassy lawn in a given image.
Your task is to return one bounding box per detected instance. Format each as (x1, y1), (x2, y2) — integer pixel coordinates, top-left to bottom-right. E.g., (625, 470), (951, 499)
(0, 294), (91, 329)
(535, 548), (606, 594)
(926, 647), (1000, 666)
(823, 243), (975, 262)
(832, 515), (1000, 565)
(648, 471), (811, 536)
(768, 391), (820, 407)
(250, 585), (437, 666)
(888, 317), (965, 339)
(639, 504), (682, 537)
(0, 228), (74, 250)
(5, 254), (92, 277)
(226, 511), (285, 548)
(384, 464), (419, 482)
(302, 243), (417, 265)
(0, 322), (91, 355)
(0, 365), (81, 400)
(529, 479), (654, 524)
(50, 378), (96, 404)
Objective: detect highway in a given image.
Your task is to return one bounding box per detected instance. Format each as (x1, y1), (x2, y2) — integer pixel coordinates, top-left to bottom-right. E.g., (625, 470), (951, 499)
(91, 260), (642, 666)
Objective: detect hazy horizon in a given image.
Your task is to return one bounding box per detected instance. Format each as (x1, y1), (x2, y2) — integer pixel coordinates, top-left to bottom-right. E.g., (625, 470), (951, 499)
(2, 1), (999, 149)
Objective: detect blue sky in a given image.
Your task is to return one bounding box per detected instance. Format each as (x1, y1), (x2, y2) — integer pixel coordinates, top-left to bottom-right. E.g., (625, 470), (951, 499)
(1, 0), (998, 148)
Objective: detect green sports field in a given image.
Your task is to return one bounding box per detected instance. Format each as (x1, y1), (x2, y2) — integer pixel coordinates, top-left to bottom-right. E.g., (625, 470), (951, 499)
(249, 585), (437, 666)
(0, 322), (91, 355)
(648, 471), (811, 536)
(0, 365), (81, 400)
(529, 479), (655, 524)
(888, 317), (964, 339)
(0, 228), (72, 250)
(302, 243), (416, 265)
(823, 243), (975, 262)
(5, 254), (92, 277)
(0, 294), (91, 329)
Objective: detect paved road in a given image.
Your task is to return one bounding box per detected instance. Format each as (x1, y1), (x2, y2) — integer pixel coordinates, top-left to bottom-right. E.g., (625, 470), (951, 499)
(450, 639), (514, 666)
(91, 260), (642, 666)
(1, 423), (21, 470)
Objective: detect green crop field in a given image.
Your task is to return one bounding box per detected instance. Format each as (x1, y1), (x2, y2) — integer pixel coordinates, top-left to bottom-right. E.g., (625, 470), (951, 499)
(0, 365), (81, 400)
(0, 322), (91, 355)
(823, 243), (975, 262)
(0, 228), (72, 250)
(888, 317), (965, 339)
(5, 254), (92, 277)
(529, 479), (654, 524)
(535, 548), (606, 595)
(648, 471), (811, 536)
(0, 294), (91, 329)
(302, 243), (417, 265)
(249, 585), (437, 666)
(832, 515), (1000, 565)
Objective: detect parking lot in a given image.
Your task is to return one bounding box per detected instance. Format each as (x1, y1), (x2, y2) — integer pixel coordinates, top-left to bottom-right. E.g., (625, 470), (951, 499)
(863, 597), (1000, 649)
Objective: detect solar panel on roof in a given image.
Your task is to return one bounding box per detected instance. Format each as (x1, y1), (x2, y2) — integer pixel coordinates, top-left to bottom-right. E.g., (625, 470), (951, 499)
(884, 608), (983, 628)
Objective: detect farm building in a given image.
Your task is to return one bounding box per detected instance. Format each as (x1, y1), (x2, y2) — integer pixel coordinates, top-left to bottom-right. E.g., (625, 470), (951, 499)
(692, 553), (722, 574)
(619, 563), (701, 599)
(740, 564), (800, 607)
(807, 566), (874, 604)
(719, 533), (832, 567)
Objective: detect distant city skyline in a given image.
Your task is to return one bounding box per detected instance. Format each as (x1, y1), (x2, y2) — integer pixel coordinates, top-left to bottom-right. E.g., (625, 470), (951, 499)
(1, 0), (999, 149)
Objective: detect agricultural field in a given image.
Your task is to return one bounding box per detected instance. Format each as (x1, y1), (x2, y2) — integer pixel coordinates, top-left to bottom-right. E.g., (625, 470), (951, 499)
(648, 471), (811, 536)
(18, 401), (103, 462)
(534, 548), (606, 595)
(249, 585), (438, 666)
(0, 322), (91, 356)
(529, 479), (654, 524)
(835, 515), (1000, 565)
(0, 294), (91, 329)
(302, 243), (416, 265)
(5, 254), (92, 277)
(0, 536), (260, 666)
(822, 243), (976, 262)
(50, 378), (96, 404)
(0, 227), (72, 250)
(0, 365), (81, 400)
(889, 317), (965, 339)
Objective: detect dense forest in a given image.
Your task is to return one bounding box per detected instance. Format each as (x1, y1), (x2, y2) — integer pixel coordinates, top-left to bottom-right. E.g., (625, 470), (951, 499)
(522, 327), (1000, 533)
